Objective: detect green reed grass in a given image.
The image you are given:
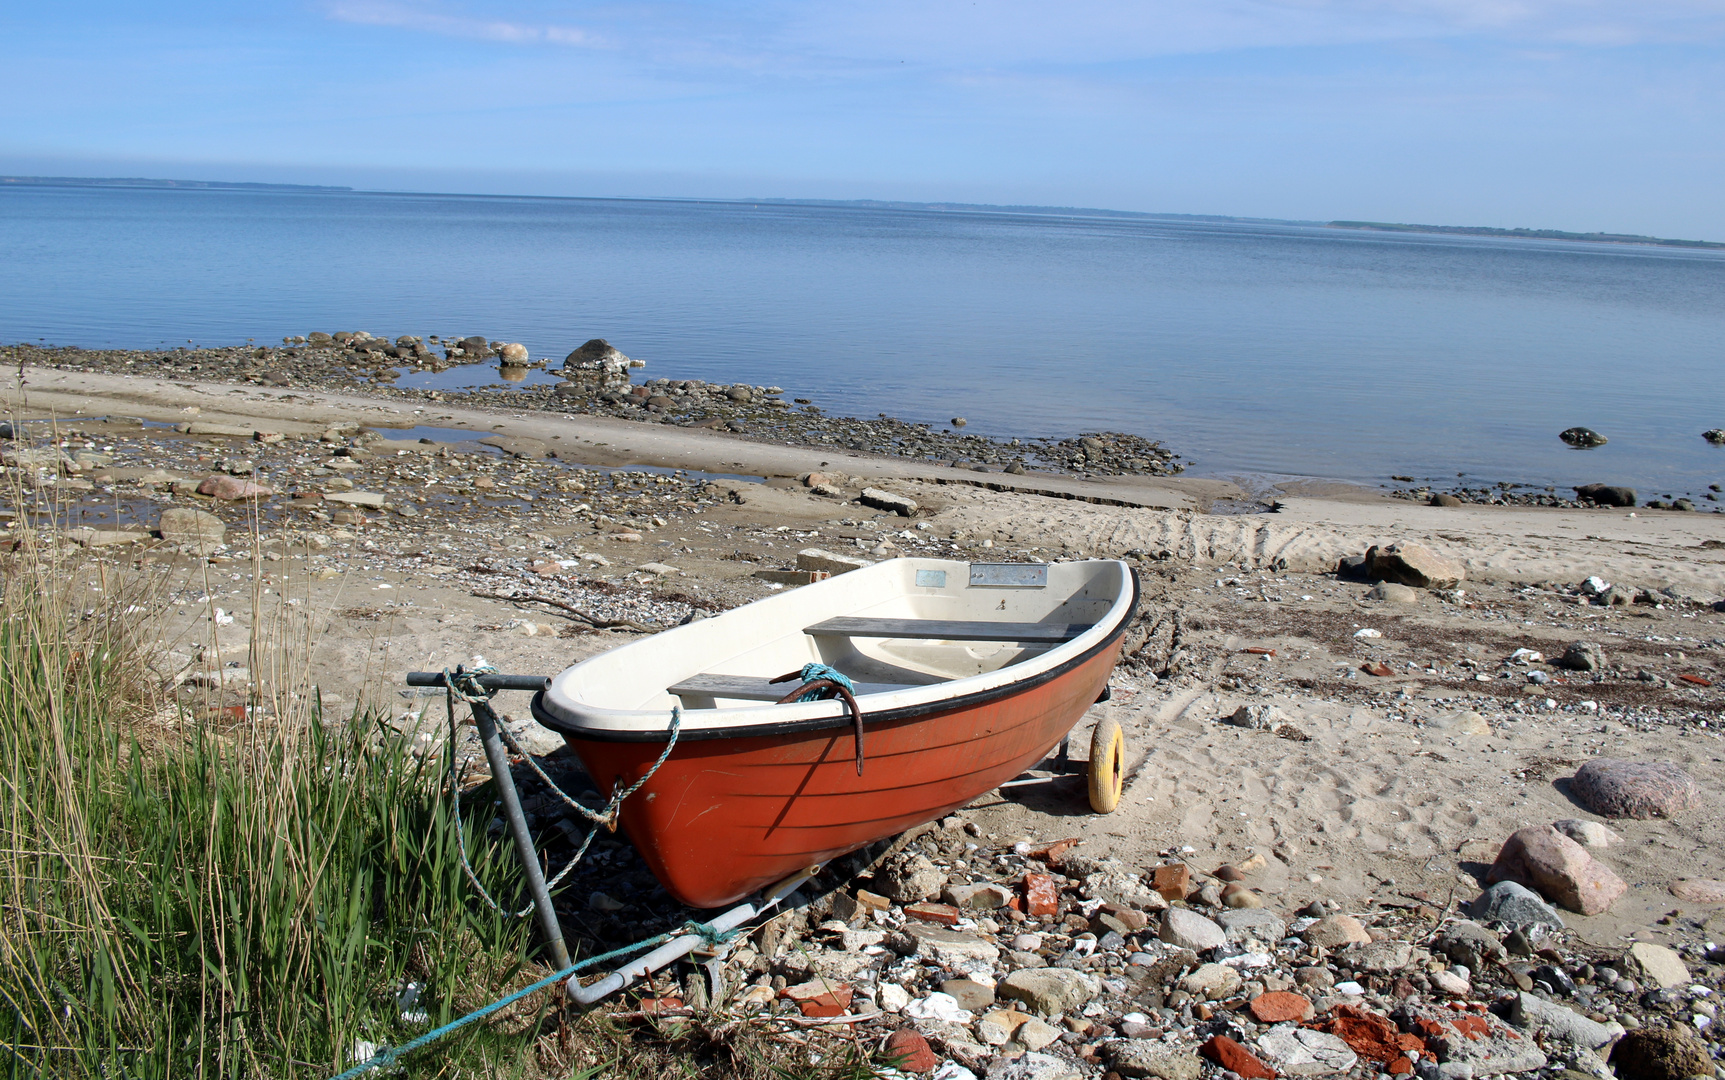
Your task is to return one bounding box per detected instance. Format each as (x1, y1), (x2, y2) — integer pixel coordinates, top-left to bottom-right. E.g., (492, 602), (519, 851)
(0, 509), (534, 1077)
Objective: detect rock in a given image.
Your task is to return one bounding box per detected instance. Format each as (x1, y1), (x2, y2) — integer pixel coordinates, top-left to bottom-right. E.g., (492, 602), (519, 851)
(1568, 759), (1700, 819)
(1343, 940), (1416, 974)
(1015, 1017), (1060, 1051)
(1557, 641), (1605, 671)
(157, 508), (226, 552)
(1485, 825), (1627, 915)
(996, 968), (1098, 1016)
(1364, 542), (1464, 589)
(1560, 427), (1607, 448)
(185, 422), (260, 438)
(564, 338), (631, 369)
(944, 883), (1013, 910)
(1367, 581), (1421, 603)
(498, 343), (529, 364)
(1223, 883), (1264, 908)
(796, 548), (873, 576)
(1551, 820), (1621, 848)
(1107, 1039), (1203, 1080)
(904, 991), (972, 1023)
(1251, 992), (1316, 1023)
(1257, 1028), (1358, 1076)
(1430, 710), (1492, 737)
(885, 1029), (938, 1073)
(195, 475), (271, 501)
(1669, 878), (1725, 903)
(1507, 992), (1618, 1049)
(878, 853), (946, 902)
(1180, 962), (1242, 1000)
(1301, 915), (1371, 949)
(941, 979), (994, 1012)
(902, 923), (1000, 966)
(1225, 703), (1278, 729)
(1625, 942), (1689, 988)
(1201, 1035), (1278, 1080)
(1705, 429), (1725, 446)
(1608, 1027), (1712, 1080)
(1471, 881), (1566, 930)
(1574, 484), (1636, 507)
(859, 487), (919, 517)
(985, 1052), (1081, 1080)
(880, 983), (912, 1012)
(1429, 968), (1470, 996)
(324, 491), (387, 508)
(1430, 493), (1464, 507)
(1436, 922), (1506, 969)
(1159, 907), (1226, 952)
(1218, 909), (1287, 945)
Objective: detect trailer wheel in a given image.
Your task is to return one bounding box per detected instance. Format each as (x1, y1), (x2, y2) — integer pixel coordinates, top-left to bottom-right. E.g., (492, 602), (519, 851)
(1087, 715), (1125, 814)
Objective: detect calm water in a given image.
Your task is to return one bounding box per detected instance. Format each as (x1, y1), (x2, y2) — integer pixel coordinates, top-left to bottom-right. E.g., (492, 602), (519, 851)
(4, 184), (1724, 499)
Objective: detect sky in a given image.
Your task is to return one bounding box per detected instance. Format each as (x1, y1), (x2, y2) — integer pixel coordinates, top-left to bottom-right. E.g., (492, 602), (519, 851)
(4, 1), (1725, 237)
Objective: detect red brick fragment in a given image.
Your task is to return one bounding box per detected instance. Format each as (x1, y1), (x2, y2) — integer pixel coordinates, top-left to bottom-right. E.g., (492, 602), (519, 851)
(905, 902), (960, 926)
(1027, 838), (1082, 862)
(1389, 1057), (1414, 1075)
(1152, 863), (1191, 901)
(884, 1029), (937, 1073)
(1248, 991), (1314, 1024)
(1362, 662), (1394, 677)
(1024, 872), (1060, 917)
(637, 996), (684, 1015)
(1318, 1004), (1418, 1066)
(781, 980), (853, 1018)
(1201, 1035), (1278, 1080)
(1244, 647), (1277, 656)
(1680, 674), (1712, 687)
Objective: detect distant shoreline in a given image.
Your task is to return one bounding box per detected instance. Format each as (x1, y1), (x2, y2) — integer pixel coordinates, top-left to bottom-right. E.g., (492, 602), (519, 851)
(1327, 219), (1724, 250)
(0, 175), (352, 193)
(7, 175), (1719, 247)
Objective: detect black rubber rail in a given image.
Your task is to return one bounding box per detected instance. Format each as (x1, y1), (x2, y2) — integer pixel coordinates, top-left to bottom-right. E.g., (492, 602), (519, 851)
(406, 671), (551, 692)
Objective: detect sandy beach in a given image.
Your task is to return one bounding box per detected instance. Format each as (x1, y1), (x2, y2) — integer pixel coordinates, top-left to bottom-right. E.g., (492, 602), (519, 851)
(7, 355), (1725, 1076)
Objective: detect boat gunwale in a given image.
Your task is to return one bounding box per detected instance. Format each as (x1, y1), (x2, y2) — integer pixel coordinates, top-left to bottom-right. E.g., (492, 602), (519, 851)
(531, 566), (1140, 744)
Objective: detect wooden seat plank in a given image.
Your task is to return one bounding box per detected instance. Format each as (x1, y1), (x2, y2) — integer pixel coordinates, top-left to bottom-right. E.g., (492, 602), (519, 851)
(668, 673), (920, 701)
(804, 617), (1091, 643)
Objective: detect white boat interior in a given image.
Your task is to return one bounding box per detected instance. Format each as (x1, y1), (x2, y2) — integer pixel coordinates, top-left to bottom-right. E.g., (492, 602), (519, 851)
(537, 558), (1135, 737)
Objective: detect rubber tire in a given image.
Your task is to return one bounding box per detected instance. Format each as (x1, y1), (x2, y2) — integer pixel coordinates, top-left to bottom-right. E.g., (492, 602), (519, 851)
(1087, 715), (1125, 814)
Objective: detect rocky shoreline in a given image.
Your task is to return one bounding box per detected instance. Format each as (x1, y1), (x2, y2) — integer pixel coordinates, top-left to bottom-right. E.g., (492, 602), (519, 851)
(0, 337), (1185, 482)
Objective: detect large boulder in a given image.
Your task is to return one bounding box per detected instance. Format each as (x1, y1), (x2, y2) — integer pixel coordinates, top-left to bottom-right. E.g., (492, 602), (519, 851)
(1574, 483), (1636, 507)
(1485, 825), (1626, 915)
(498, 342), (529, 365)
(1609, 1028), (1713, 1080)
(1560, 426), (1607, 447)
(1363, 542), (1463, 589)
(1569, 759), (1700, 819)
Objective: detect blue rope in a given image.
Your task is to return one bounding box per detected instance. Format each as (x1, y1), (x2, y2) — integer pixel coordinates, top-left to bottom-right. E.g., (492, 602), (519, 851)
(793, 662), (853, 702)
(328, 918), (740, 1080)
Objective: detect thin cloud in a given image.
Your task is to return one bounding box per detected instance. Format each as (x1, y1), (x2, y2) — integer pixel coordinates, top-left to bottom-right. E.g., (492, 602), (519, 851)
(325, 2), (606, 48)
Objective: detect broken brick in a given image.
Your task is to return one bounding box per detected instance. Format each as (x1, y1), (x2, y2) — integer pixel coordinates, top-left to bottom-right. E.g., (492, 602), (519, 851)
(1152, 863), (1191, 901)
(905, 902), (960, 926)
(1201, 1035), (1277, 1080)
(1024, 872), (1060, 917)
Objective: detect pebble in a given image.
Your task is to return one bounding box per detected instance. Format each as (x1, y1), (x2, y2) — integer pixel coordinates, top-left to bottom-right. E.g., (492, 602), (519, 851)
(1160, 907), (1227, 952)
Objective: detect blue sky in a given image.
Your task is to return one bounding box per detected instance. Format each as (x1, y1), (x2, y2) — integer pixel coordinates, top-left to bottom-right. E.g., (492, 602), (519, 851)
(4, 1), (1724, 236)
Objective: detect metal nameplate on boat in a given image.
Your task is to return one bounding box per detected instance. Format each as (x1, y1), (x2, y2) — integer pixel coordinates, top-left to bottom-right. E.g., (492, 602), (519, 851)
(968, 563), (1048, 588)
(915, 569), (948, 588)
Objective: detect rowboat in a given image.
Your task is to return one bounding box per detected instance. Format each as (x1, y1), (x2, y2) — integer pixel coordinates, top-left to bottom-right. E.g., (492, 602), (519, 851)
(531, 557), (1138, 909)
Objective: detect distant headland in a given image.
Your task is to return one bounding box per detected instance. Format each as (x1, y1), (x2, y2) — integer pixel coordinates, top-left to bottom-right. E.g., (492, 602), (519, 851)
(1328, 219), (1724, 250)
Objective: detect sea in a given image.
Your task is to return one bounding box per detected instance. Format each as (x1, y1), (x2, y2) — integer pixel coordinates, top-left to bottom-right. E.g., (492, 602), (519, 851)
(4, 182), (1724, 502)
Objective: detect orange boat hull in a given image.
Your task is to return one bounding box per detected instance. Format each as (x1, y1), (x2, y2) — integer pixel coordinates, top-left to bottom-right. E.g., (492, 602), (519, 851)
(556, 639), (1122, 909)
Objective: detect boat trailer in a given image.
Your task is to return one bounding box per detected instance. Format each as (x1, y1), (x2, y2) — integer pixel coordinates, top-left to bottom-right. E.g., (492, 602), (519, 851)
(406, 668), (816, 1008)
